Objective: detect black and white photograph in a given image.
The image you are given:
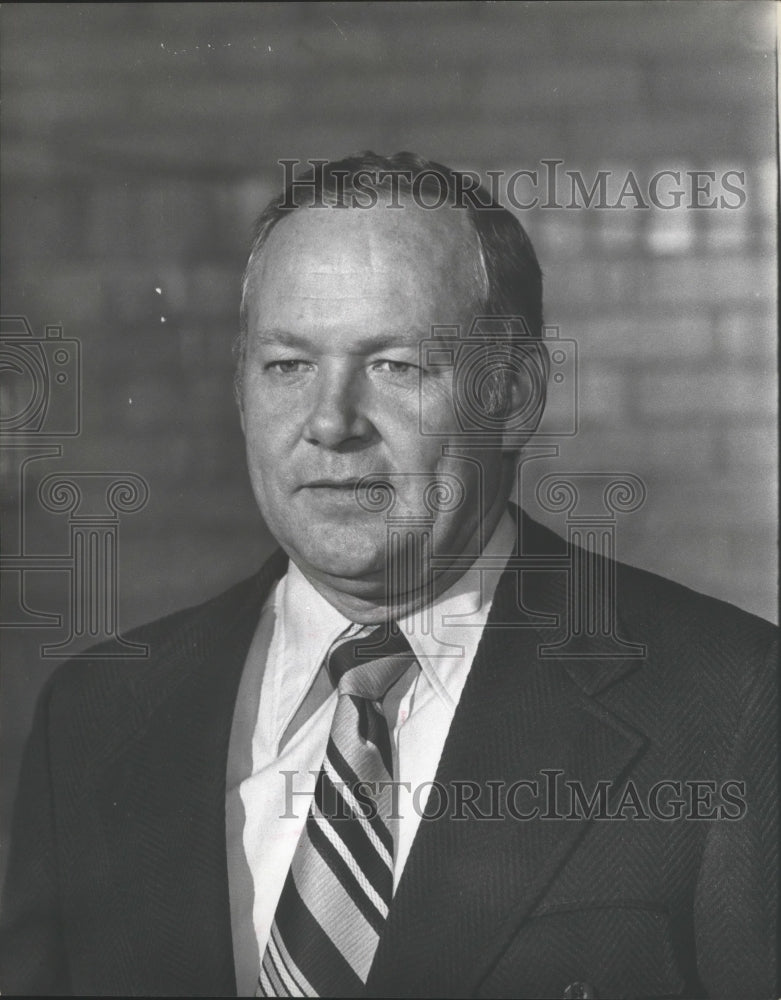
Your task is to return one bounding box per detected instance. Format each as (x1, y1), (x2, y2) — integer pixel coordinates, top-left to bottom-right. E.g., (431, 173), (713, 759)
(0, 3), (777, 997)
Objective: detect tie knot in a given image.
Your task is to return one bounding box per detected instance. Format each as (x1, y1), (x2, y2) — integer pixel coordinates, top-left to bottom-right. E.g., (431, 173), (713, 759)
(327, 623), (417, 702)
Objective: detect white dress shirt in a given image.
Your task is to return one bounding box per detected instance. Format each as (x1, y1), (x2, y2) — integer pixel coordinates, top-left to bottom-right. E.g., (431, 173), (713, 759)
(226, 509), (516, 995)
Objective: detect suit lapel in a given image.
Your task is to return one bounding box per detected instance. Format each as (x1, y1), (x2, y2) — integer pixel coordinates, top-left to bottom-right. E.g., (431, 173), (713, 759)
(367, 520), (648, 998)
(89, 552), (288, 995)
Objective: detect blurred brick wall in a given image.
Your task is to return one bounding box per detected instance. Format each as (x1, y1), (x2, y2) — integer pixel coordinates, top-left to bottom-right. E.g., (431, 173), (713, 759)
(0, 2), (776, 874)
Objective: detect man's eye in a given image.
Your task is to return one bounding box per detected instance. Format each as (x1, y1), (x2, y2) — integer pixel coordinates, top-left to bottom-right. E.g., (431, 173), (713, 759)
(266, 359), (313, 374)
(372, 359), (417, 374)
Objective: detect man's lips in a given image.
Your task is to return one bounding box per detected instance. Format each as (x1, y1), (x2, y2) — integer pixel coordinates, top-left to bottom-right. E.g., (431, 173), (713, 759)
(298, 475), (395, 490)
(300, 478), (361, 489)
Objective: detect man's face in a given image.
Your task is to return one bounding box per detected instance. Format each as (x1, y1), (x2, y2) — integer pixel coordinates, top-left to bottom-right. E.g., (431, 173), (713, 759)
(240, 200), (514, 604)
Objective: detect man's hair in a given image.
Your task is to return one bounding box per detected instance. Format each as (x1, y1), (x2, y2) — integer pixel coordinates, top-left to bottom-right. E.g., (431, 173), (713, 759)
(235, 151), (547, 419)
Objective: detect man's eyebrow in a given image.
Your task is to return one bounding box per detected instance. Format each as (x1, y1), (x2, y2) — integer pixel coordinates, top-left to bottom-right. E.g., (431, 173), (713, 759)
(252, 329), (309, 347)
(252, 328), (430, 351)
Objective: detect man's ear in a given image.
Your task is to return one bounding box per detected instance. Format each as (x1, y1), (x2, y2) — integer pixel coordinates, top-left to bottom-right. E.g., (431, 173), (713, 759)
(499, 349), (548, 451)
(233, 365), (246, 435)
(232, 328), (248, 434)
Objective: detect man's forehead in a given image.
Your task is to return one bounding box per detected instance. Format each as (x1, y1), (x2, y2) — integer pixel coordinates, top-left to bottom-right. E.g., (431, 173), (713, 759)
(251, 200), (482, 285)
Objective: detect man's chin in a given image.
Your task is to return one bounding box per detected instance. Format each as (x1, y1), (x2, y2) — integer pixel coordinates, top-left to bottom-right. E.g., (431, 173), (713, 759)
(290, 545), (387, 589)
(280, 522), (388, 587)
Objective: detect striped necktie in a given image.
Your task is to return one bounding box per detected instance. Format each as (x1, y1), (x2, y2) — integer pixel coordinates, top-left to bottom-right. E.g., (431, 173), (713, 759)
(257, 622), (418, 998)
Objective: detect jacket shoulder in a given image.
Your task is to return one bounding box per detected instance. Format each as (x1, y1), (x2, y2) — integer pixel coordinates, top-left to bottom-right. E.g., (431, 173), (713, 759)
(605, 556), (778, 733)
(44, 549), (288, 722)
(614, 554), (776, 653)
(522, 510), (776, 708)
(522, 507), (776, 652)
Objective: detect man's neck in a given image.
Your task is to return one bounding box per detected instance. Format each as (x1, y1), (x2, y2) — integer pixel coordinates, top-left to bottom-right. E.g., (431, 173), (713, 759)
(290, 496), (512, 624)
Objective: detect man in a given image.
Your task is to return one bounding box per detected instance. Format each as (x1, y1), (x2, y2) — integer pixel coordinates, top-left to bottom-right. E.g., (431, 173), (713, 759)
(1, 152), (776, 998)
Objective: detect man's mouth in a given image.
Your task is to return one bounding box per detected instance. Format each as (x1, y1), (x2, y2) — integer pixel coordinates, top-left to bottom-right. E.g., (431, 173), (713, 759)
(302, 478), (361, 490)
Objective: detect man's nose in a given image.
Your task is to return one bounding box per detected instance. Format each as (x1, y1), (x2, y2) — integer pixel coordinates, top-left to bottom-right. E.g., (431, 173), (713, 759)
(302, 365), (374, 448)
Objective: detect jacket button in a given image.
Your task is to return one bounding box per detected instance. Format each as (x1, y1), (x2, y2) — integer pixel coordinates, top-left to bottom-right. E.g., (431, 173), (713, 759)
(562, 983), (597, 999)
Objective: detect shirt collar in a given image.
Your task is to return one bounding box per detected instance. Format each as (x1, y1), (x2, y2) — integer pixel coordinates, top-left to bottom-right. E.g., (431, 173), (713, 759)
(269, 563), (353, 741)
(272, 507), (516, 731)
(395, 508), (516, 710)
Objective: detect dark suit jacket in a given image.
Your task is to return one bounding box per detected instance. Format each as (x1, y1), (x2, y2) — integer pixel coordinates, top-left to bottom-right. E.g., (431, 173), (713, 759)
(1, 513), (777, 998)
